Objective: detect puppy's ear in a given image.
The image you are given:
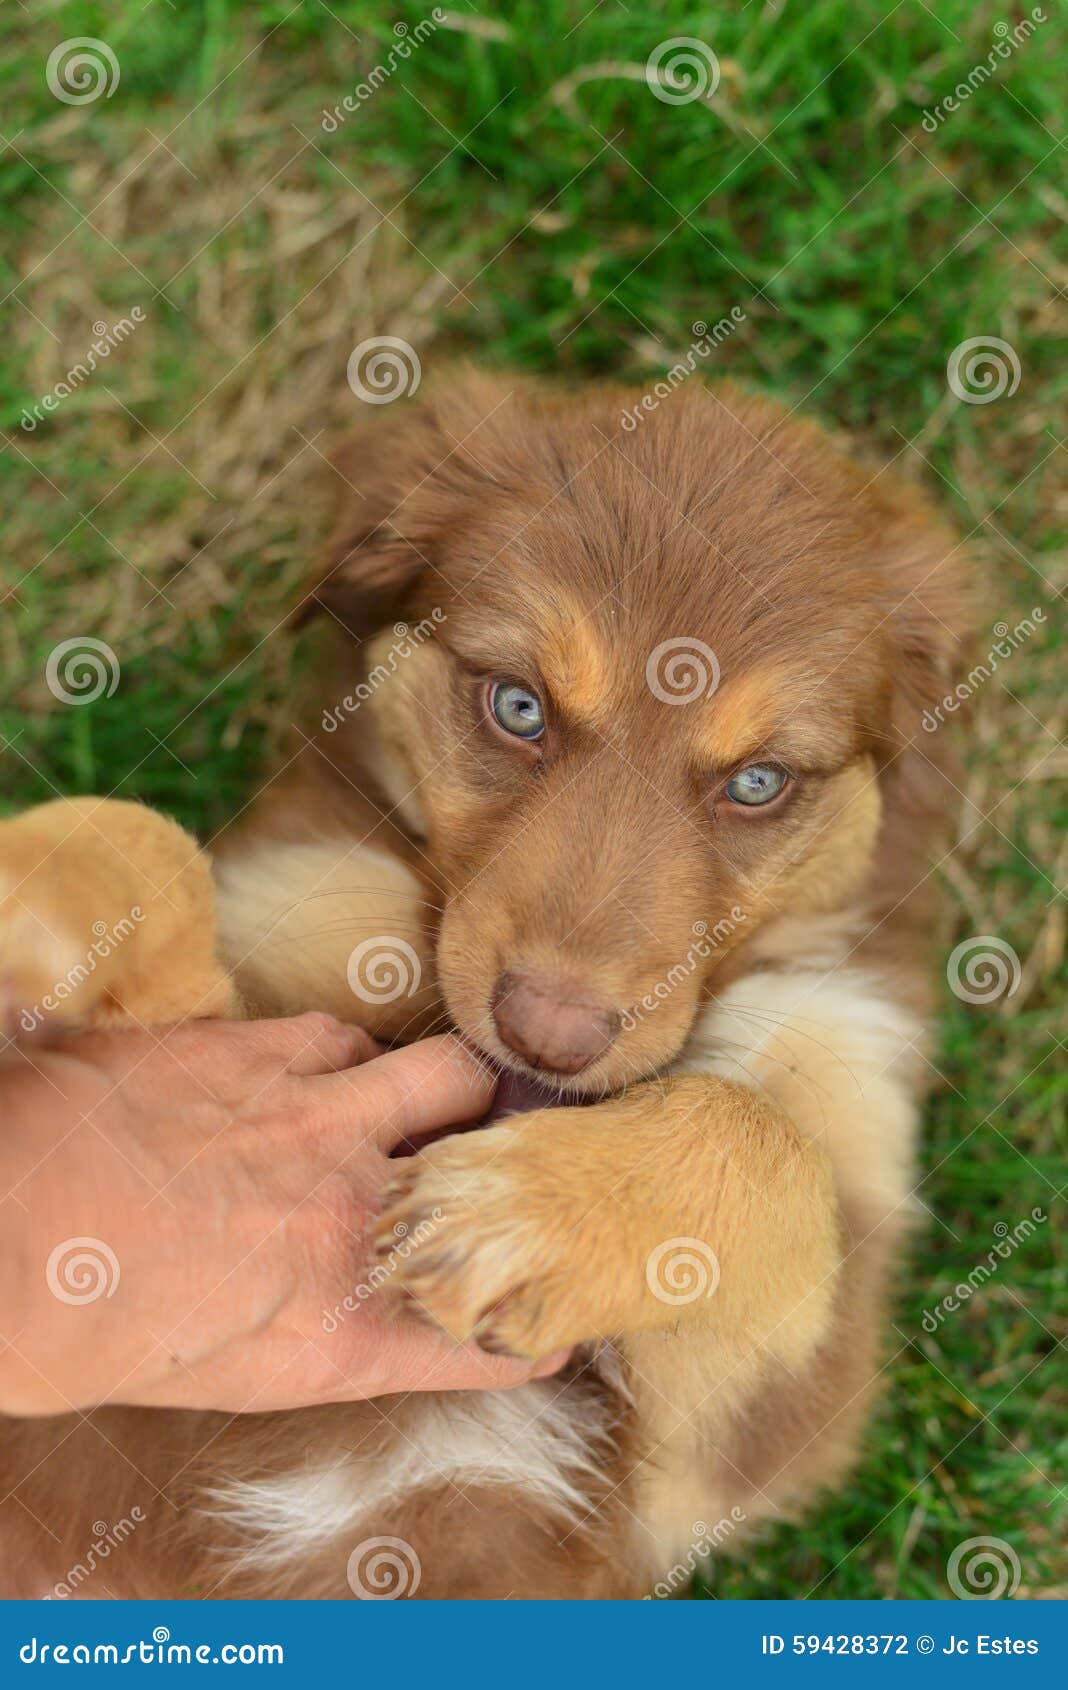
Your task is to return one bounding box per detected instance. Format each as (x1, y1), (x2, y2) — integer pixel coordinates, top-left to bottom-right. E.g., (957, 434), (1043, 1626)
(293, 403), (445, 639)
(295, 369), (516, 639)
(863, 475), (976, 828)
(879, 498), (975, 745)
(297, 513), (428, 639)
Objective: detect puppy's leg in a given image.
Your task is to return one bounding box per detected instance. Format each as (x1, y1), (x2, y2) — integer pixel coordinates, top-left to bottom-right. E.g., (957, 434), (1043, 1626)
(0, 798), (235, 1036)
(377, 1075), (840, 1372)
(661, 965), (925, 1520)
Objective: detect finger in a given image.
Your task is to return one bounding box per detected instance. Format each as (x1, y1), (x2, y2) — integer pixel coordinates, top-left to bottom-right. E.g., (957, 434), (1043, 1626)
(371, 1326), (572, 1396)
(314, 1034), (496, 1151)
(238, 1012), (381, 1077)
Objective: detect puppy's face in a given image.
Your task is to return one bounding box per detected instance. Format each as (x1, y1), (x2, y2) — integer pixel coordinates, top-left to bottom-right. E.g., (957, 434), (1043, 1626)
(320, 376), (961, 1093)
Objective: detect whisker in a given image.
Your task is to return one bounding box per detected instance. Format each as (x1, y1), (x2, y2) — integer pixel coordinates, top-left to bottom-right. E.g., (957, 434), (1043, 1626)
(258, 920), (431, 950)
(284, 884), (445, 914)
(704, 996), (863, 1096)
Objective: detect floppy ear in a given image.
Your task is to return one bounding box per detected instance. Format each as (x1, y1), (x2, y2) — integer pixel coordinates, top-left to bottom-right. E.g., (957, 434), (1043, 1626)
(890, 589), (962, 733)
(294, 368), (518, 639)
(298, 513), (428, 639)
(863, 473), (976, 824)
(881, 501), (974, 746)
(292, 405), (445, 639)
(836, 452), (969, 734)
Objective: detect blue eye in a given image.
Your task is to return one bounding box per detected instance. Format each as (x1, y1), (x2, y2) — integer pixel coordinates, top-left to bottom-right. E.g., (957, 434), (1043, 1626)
(489, 681), (545, 741)
(724, 764), (787, 807)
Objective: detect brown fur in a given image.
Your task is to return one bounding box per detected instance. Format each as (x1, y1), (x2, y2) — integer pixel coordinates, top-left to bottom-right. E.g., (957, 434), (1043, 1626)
(0, 372), (971, 1598)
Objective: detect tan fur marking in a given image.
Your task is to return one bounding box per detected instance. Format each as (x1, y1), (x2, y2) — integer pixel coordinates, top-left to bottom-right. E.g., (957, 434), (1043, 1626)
(698, 669), (858, 771)
(538, 620), (611, 722)
(699, 668), (786, 767)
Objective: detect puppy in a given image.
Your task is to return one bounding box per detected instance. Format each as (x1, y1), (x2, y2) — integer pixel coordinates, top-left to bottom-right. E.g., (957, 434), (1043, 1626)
(0, 372), (970, 1598)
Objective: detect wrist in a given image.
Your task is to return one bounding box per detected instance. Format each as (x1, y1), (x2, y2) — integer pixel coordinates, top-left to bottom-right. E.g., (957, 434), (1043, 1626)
(0, 1052), (123, 1413)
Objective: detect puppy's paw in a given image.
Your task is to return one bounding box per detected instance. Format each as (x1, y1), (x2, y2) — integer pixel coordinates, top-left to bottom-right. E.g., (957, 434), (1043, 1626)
(375, 1116), (614, 1361)
(0, 826), (111, 1038)
(0, 798), (234, 1039)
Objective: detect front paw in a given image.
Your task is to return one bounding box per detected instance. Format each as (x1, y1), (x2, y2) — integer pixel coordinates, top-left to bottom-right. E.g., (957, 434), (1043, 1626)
(0, 799), (234, 1039)
(375, 1119), (605, 1361)
(0, 847), (108, 1038)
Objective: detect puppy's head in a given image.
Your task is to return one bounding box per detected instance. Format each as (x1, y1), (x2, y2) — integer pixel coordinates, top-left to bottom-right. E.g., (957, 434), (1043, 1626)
(309, 371), (968, 1093)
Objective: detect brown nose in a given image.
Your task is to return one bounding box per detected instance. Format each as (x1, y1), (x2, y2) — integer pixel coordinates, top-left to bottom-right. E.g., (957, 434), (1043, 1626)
(491, 971), (620, 1076)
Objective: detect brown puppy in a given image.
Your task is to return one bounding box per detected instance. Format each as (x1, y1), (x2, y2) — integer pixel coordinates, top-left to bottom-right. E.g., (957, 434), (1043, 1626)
(0, 373), (970, 1598)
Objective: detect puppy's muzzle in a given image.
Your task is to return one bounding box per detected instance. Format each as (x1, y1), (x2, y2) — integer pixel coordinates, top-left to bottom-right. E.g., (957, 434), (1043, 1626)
(491, 970), (620, 1076)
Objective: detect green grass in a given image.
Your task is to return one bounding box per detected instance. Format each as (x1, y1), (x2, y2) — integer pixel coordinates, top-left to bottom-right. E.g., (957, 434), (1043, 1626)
(1, 0), (1064, 1598)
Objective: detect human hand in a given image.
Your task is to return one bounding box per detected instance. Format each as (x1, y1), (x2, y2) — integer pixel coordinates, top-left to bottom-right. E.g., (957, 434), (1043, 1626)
(0, 1014), (567, 1414)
